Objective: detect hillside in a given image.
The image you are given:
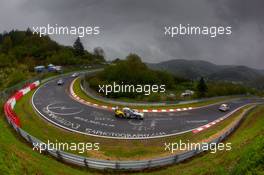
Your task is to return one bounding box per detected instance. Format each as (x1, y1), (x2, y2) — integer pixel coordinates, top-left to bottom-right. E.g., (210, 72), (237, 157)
(208, 66), (263, 82)
(147, 59), (264, 83)
(0, 29), (105, 90)
(147, 59), (228, 79)
(88, 54), (178, 99)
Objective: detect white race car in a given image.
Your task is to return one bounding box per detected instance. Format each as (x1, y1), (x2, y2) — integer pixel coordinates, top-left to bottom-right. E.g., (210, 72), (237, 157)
(71, 73), (79, 78)
(57, 79), (64, 85)
(218, 104), (230, 112)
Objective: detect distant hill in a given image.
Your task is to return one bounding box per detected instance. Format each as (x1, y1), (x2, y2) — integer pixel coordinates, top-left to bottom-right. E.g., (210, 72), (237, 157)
(208, 66), (263, 82)
(147, 59), (264, 83)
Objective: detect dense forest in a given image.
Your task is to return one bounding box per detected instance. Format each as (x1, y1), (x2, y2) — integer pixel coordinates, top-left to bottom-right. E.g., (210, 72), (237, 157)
(0, 29), (105, 90)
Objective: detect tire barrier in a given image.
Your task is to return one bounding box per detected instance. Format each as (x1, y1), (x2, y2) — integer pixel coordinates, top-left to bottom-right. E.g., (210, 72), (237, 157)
(3, 80), (258, 171)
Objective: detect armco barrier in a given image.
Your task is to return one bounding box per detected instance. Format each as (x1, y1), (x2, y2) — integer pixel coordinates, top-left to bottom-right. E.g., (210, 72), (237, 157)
(3, 78), (259, 171)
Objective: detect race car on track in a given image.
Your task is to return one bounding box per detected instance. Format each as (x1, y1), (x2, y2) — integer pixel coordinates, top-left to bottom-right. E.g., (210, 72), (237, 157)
(218, 104), (230, 112)
(57, 79), (64, 85)
(71, 72), (79, 78)
(114, 107), (144, 120)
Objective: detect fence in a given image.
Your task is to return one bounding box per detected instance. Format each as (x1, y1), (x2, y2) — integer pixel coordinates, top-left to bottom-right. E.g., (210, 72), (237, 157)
(2, 73), (258, 171)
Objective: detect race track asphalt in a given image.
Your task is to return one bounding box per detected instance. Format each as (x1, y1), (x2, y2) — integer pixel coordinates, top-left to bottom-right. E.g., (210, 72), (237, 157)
(32, 74), (263, 139)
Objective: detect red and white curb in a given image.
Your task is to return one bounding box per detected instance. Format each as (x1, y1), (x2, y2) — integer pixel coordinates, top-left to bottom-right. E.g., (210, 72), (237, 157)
(192, 105), (247, 133)
(69, 79), (195, 113)
(192, 118), (225, 133)
(4, 81), (40, 127)
(139, 107), (193, 113)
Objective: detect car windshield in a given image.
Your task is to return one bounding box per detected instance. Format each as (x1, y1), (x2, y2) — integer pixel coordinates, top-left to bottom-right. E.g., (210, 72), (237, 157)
(124, 109), (133, 113)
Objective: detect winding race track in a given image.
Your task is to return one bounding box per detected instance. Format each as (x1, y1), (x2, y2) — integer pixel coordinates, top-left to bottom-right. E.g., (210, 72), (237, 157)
(32, 74), (263, 139)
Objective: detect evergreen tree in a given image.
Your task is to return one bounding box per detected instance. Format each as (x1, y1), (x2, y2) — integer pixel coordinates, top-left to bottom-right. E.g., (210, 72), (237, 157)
(94, 46), (104, 56)
(112, 58), (121, 63)
(197, 77), (208, 97)
(26, 27), (33, 36)
(2, 36), (12, 53)
(73, 37), (84, 56)
(0, 33), (3, 44)
(93, 47), (105, 61)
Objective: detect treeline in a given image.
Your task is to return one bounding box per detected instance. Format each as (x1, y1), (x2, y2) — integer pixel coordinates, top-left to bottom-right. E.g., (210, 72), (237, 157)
(0, 29), (105, 69)
(86, 54), (257, 100)
(205, 82), (256, 97)
(87, 54), (188, 98)
(0, 29), (105, 90)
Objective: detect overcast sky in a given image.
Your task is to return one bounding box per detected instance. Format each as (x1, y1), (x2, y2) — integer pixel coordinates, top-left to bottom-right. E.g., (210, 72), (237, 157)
(0, 0), (263, 68)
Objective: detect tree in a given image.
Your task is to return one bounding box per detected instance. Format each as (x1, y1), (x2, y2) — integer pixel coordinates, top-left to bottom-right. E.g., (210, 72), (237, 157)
(126, 54), (147, 70)
(1, 36), (12, 53)
(0, 54), (12, 67)
(197, 77), (208, 97)
(0, 33), (3, 44)
(94, 47), (104, 57)
(93, 47), (105, 62)
(47, 48), (75, 65)
(26, 27), (33, 36)
(73, 37), (84, 56)
(112, 58), (121, 63)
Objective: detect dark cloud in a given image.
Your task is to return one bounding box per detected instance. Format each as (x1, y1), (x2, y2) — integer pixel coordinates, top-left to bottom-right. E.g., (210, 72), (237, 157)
(0, 0), (263, 69)
(212, 0), (264, 26)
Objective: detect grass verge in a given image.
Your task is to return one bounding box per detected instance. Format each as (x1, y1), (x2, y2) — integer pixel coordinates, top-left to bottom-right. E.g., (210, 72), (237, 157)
(0, 102), (264, 175)
(73, 78), (243, 110)
(2, 101), (263, 174)
(13, 89), (249, 161)
(0, 103), (95, 175)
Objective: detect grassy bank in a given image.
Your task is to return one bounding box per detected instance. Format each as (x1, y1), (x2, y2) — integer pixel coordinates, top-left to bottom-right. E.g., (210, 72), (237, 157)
(1, 100), (264, 174)
(14, 89), (249, 160)
(140, 105), (264, 175)
(0, 103), (94, 175)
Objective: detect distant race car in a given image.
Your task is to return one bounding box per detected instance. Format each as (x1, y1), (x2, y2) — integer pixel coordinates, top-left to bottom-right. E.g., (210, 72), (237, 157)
(114, 107), (144, 120)
(218, 104), (230, 112)
(57, 79), (64, 85)
(71, 73), (79, 78)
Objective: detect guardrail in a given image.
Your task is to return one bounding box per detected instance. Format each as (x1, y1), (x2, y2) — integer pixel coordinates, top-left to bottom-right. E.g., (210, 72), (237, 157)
(2, 75), (259, 171)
